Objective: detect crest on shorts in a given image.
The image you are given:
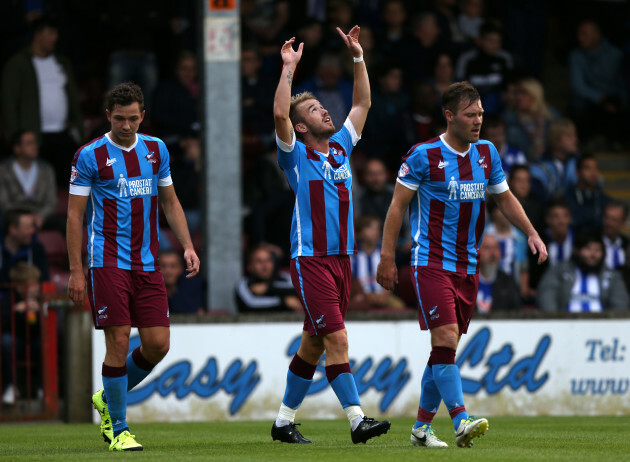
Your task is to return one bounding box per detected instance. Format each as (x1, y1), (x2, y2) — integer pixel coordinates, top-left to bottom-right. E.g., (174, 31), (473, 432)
(315, 314), (327, 329)
(398, 162), (410, 178)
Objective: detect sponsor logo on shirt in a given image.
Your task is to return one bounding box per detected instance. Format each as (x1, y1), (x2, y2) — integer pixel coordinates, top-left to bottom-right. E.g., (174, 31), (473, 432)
(448, 177), (486, 201)
(322, 160), (333, 179)
(106, 157), (117, 167)
(117, 174), (153, 198)
(398, 162), (410, 178)
(438, 160), (449, 169)
(322, 160), (351, 181)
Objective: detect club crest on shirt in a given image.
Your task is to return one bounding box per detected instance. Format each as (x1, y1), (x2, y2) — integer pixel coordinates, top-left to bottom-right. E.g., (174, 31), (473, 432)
(145, 151), (157, 164)
(70, 166), (79, 184)
(398, 162), (410, 178)
(477, 156), (487, 169)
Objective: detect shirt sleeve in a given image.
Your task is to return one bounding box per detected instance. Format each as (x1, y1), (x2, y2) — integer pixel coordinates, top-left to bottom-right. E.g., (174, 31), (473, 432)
(69, 149), (95, 196)
(487, 143), (509, 194)
(158, 140), (171, 180)
(396, 148), (423, 191)
(276, 131), (298, 170)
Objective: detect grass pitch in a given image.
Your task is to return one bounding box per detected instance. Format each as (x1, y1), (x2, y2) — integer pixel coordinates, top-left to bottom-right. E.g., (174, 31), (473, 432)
(1, 416), (629, 461)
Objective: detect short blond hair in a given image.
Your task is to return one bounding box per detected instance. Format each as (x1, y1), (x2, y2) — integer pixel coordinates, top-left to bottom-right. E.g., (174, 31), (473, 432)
(9, 262), (41, 284)
(289, 92), (317, 140)
(548, 118), (576, 149)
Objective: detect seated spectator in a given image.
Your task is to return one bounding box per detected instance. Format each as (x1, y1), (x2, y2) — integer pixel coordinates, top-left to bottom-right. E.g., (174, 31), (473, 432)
(152, 50), (200, 150)
(565, 154), (609, 235)
(349, 215), (406, 310)
(0, 131), (58, 231)
(528, 199), (573, 296)
(457, 0), (484, 45)
(569, 20), (627, 146)
(601, 201), (629, 269)
(503, 77), (559, 161)
(455, 22), (514, 114)
(406, 11), (443, 82)
(485, 199), (528, 297)
(530, 118), (579, 202)
(431, 0), (467, 53)
(2, 262), (42, 404)
(235, 245), (302, 313)
(159, 249), (204, 315)
(0, 209), (49, 285)
(292, 19), (325, 87)
(431, 52), (455, 98)
(508, 165), (544, 234)
(169, 136), (202, 235)
(537, 233), (629, 313)
(476, 233), (521, 313)
(376, 0), (414, 67)
(482, 115), (527, 174)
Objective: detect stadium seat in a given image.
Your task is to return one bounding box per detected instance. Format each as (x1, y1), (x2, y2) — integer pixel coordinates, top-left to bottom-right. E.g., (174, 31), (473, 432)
(37, 230), (68, 268)
(55, 190), (69, 216)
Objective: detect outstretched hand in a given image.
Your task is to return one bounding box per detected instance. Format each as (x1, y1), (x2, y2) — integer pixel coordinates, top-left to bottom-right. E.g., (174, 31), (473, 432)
(280, 37), (303, 66)
(337, 26), (363, 58)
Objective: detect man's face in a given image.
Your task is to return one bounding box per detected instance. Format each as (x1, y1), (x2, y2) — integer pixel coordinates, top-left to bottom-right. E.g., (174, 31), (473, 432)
(363, 160), (388, 192)
(557, 128), (578, 155)
(509, 169), (531, 199)
(480, 32), (501, 56)
(15, 132), (39, 161)
(578, 158), (599, 187)
(35, 26), (58, 54)
(159, 254), (184, 286)
(577, 22), (601, 51)
(248, 249), (274, 280)
(10, 215), (37, 246)
(240, 50), (260, 79)
(602, 206), (626, 238)
(483, 124), (505, 151)
(447, 99), (483, 145)
(295, 99), (335, 139)
(576, 242), (604, 269)
(176, 57), (197, 86)
(358, 220), (381, 247)
(546, 206), (571, 235)
(106, 102), (145, 145)
(479, 234), (502, 267)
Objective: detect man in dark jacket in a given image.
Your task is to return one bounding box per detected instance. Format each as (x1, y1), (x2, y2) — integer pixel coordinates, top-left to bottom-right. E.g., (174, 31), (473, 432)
(477, 233), (522, 312)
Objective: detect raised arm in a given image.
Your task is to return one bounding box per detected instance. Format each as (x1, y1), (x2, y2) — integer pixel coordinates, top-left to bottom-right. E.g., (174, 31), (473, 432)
(377, 182), (416, 291)
(273, 37), (303, 144)
(337, 26), (371, 135)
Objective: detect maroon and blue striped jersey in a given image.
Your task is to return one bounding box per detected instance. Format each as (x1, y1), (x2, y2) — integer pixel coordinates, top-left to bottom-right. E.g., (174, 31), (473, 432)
(397, 135), (508, 274)
(277, 119), (360, 259)
(69, 133), (172, 271)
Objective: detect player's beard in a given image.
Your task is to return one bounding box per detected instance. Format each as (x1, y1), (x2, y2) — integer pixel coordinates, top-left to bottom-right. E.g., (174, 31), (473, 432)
(311, 123), (336, 139)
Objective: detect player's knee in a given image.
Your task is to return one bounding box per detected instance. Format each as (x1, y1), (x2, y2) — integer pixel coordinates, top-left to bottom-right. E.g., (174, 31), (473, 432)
(325, 330), (348, 354)
(145, 341), (170, 363)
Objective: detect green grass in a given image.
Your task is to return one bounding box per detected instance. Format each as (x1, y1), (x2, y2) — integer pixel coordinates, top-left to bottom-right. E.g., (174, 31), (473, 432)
(1, 416), (629, 461)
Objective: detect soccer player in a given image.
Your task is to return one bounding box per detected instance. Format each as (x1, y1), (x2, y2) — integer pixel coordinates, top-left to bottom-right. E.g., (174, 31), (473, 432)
(66, 82), (200, 452)
(271, 27), (391, 445)
(377, 81), (547, 448)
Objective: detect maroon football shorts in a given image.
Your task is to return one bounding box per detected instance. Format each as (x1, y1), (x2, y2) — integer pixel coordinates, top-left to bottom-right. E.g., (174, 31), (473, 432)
(290, 255), (351, 336)
(410, 266), (479, 334)
(87, 267), (170, 329)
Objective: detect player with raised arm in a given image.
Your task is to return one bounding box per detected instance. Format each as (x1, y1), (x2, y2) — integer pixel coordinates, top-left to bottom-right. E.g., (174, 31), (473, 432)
(66, 82), (200, 452)
(377, 81), (547, 448)
(271, 26), (391, 445)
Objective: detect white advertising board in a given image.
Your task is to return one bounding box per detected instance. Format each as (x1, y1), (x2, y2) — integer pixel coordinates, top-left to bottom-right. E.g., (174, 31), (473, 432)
(92, 320), (630, 422)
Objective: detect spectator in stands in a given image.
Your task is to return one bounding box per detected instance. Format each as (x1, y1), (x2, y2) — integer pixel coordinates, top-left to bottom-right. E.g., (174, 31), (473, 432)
(476, 233), (521, 313)
(431, 0), (466, 52)
(455, 22), (514, 114)
(565, 154), (609, 235)
(569, 20), (627, 146)
(1, 16), (82, 187)
(485, 199), (528, 298)
(431, 52), (455, 98)
(349, 215), (405, 310)
(376, 0), (413, 66)
(0, 131), (57, 230)
(406, 11), (442, 82)
(1, 262), (42, 404)
(601, 201), (629, 270)
(537, 233), (629, 313)
(235, 244), (302, 313)
(528, 199), (573, 293)
(292, 19), (325, 87)
(241, 0), (289, 51)
(457, 0), (484, 45)
(529, 118), (579, 202)
(323, 0), (355, 53)
(152, 50), (200, 150)
(508, 165), (544, 235)
(159, 249), (204, 315)
(0, 209), (49, 285)
(482, 115), (527, 174)
(503, 77), (558, 161)
(295, 52), (353, 129)
(169, 136), (202, 235)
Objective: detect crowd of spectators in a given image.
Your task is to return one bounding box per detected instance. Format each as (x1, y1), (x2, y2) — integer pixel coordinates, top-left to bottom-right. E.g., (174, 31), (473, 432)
(0, 0), (628, 324)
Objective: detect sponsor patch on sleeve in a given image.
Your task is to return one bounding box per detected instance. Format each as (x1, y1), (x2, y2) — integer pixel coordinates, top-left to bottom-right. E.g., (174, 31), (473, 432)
(398, 162), (410, 178)
(70, 166), (79, 184)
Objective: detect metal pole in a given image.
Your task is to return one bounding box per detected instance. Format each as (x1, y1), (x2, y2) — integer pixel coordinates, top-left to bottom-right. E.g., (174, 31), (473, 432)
(203, 0), (241, 313)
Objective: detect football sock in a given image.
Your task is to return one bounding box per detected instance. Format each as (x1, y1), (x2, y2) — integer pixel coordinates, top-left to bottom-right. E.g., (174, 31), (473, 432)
(430, 347), (469, 430)
(326, 363), (363, 428)
(414, 363), (441, 429)
(102, 347), (155, 403)
(276, 354), (317, 427)
(102, 363), (128, 437)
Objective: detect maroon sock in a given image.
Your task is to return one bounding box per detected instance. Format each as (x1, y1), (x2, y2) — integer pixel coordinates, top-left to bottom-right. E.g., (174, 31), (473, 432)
(325, 363), (351, 382)
(132, 347), (155, 372)
(429, 346), (456, 365)
(289, 354), (317, 380)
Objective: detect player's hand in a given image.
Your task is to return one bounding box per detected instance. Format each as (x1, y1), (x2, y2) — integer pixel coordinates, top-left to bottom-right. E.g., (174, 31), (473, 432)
(184, 248), (200, 278)
(67, 271), (86, 308)
(336, 25), (363, 58)
(528, 235), (548, 264)
(377, 257), (398, 292)
(280, 37), (303, 66)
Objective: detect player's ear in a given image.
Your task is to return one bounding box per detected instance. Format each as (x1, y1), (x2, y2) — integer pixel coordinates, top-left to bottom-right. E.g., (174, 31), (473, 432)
(444, 109), (454, 123)
(295, 123), (308, 135)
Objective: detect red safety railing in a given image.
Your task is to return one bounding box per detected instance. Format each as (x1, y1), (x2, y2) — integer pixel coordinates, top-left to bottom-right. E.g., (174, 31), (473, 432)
(0, 282), (59, 421)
